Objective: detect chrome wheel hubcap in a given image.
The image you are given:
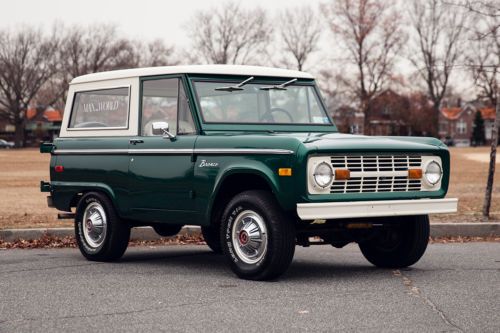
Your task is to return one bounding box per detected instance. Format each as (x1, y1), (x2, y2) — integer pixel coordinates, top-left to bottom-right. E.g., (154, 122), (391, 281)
(82, 202), (107, 248)
(231, 210), (268, 264)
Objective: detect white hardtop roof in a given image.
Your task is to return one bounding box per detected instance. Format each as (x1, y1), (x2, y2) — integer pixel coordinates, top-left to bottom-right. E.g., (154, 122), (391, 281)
(71, 65), (315, 84)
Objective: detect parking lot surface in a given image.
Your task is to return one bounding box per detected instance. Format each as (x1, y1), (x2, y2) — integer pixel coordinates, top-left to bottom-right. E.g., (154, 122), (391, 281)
(1, 243), (499, 332)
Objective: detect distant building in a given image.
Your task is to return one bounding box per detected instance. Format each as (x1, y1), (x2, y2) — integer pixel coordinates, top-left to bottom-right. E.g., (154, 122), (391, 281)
(366, 90), (411, 136)
(0, 107), (63, 145)
(331, 105), (364, 134)
(439, 104), (497, 146)
(26, 107), (63, 145)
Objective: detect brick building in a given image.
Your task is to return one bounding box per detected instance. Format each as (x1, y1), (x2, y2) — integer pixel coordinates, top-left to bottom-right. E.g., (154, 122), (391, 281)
(439, 104), (497, 146)
(0, 107), (63, 146)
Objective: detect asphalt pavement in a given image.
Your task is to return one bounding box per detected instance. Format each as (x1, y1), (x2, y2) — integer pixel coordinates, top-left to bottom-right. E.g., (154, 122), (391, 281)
(0, 243), (499, 332)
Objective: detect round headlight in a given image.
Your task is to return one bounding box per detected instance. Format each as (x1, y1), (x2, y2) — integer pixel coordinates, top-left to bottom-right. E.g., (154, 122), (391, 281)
(425, 161), (442, 185)
(313, 162), (333, 188)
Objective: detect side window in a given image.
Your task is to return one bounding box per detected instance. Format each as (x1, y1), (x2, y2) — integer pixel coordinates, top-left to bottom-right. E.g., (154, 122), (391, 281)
(69, 87), (129, 129)
(178, 83), (196, 135)
(141, 78), (196, 136)
(142, 79), (178, 136)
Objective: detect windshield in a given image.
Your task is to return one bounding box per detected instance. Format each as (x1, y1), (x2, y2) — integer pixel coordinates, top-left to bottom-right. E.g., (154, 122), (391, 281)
(194, 81), (332, 125)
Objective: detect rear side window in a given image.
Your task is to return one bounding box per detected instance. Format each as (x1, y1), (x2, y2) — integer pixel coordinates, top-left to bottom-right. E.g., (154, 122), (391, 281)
(69, 87), (129, 129)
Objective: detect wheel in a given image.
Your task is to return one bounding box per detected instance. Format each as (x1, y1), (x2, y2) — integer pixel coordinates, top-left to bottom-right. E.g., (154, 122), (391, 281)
(75, 192), (130, 261)
(202, 225), (222, 254)
(152, 224), (183, 237)
(221, 190), (295, 280)
(359, 215), (430, 268)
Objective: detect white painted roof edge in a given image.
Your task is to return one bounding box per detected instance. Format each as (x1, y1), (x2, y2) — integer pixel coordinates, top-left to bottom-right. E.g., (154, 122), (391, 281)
(71, 65), (315, 84)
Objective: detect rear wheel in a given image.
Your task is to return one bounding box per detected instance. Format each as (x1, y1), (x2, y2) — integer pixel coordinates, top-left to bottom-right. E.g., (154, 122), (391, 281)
(359, 215), (430, 268)
(202, 226), (222, 254)
(75, 192), (130, 261)
(221, 190), (295, 280)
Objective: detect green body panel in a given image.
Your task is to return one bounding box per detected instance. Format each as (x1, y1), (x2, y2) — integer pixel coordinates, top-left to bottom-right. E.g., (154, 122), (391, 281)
(49, 137), (130, 213)
(127, 135), (197, 224)
(45, 73), (452, 226)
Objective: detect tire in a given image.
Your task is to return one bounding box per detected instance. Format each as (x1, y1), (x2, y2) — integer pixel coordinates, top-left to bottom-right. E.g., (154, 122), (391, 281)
(75, 192), (130, 261)
(221, 190), (295, 281)
(201, 225), (222, 254)
(152, 224), (183, 237)
(359, 215), (430, 268)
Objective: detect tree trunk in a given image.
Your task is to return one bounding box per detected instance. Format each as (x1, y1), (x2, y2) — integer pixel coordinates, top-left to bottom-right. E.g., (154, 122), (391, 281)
(14, 119), (25, 148)
(482, 98), (499, 219)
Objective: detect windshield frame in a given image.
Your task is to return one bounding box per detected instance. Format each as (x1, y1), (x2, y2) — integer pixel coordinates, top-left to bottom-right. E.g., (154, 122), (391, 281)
(187, 75), (338, 133)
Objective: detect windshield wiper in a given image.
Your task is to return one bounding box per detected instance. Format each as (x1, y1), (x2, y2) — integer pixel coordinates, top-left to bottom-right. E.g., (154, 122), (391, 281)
(214, 76), (254, 92)
(259, 78), (298, 91)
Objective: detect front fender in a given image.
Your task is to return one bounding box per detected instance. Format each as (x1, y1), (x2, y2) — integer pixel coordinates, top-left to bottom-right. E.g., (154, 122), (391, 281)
(203, 158), (297, 222)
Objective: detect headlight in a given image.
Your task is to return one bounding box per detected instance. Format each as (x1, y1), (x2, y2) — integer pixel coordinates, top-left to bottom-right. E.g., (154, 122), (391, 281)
(313, 162), (333, 188)
(424, 161), (442, 185)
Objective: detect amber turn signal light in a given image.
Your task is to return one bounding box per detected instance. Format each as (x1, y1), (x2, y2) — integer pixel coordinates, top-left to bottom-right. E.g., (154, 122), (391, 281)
(278, 168), (292, 176)
(408, 168), (423, 179)
(335, 169), (350, 180)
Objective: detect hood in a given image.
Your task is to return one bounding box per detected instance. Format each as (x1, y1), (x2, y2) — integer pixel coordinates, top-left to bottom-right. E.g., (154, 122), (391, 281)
(278, 132), (446, 153)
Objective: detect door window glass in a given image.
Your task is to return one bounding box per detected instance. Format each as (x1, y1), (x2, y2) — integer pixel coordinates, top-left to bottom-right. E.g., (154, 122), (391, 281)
(178, 83), (196, 134)
(142, 79), (179, 136)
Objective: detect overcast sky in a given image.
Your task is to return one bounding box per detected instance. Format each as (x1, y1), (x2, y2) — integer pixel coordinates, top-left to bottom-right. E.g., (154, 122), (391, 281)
(0, 0), (474, 98)
(0, 0), (323, 48)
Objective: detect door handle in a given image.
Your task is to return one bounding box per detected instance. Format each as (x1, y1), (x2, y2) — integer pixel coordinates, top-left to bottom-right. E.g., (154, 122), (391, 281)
(129, 139), (144, 145)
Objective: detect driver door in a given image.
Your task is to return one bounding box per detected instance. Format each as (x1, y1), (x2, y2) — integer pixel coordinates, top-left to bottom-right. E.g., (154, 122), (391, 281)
(127, 76), (198, 224)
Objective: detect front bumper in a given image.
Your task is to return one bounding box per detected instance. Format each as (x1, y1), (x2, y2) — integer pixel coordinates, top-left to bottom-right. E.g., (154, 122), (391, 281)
(296, 198), (458, 220)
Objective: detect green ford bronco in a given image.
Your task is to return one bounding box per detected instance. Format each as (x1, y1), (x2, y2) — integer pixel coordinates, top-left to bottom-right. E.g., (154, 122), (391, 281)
(41, 65), (458, 280)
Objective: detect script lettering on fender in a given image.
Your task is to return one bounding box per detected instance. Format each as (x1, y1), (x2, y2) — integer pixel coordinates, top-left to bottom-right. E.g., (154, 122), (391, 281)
(199, 160), (219, 168)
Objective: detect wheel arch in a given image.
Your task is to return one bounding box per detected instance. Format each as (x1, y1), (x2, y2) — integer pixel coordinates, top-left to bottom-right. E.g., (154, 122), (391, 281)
(206, 167), (280, 226)
(53, 183), (118, 213)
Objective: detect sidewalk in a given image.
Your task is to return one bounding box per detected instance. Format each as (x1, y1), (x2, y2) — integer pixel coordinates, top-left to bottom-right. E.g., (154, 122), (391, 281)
(1, 223), (499, 242)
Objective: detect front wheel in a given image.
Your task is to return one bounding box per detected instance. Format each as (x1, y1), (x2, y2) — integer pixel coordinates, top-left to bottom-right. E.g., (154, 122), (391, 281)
(75, 192), (130, 261)
(359, 215), (430, 268)
(201, 225), (222, 254)
(221, 190), (295, 280)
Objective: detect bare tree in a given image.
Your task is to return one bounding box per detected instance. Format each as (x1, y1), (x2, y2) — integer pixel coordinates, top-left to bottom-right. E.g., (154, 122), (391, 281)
(187, 2), (271, 64)
(465, 4), (498, 107)
(277, 6), (322, 71)
(461, 0), (499, 218)
(408, 0), (467, 137)
(322, 0), (403, 135)
(0, 27), (58, 147)
(40, 24), (138, 108)
(135, 39), (178, 67)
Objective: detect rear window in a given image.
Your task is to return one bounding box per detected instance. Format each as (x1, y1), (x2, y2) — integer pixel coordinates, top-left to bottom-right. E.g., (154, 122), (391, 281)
(69, 87), (129, 129)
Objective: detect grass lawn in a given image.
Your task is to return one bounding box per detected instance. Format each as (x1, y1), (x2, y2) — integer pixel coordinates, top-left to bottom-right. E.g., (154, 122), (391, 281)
(0, 147), (498, 229)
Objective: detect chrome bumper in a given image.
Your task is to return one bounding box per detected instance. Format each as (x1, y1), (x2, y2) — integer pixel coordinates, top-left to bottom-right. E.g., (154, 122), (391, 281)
(296, 198), (458, 220)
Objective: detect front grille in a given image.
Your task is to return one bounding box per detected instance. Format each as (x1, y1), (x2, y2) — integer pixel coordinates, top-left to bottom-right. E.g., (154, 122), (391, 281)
(330, 155), (422, 194)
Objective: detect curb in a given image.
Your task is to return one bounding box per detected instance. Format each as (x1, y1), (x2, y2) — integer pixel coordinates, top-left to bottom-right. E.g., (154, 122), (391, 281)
(0, 226), (201, 243)
(1, 223), (500, 242)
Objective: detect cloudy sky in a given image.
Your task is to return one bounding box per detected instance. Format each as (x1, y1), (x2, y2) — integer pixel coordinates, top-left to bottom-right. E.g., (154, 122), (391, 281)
(0, 0), (323, 47)
(0, 0), (474, 97)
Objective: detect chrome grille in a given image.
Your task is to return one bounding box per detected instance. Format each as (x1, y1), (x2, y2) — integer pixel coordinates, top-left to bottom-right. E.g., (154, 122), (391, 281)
(330, 155), (422, 194)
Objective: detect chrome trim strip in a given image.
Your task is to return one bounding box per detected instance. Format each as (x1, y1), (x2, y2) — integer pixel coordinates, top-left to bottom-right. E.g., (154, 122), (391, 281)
(53, 148), (294, 155)
(129, 149), (194, 155)
(297, 198), (458, 220)
(53, 149), (128, 155)
(194, 148), (294, 155)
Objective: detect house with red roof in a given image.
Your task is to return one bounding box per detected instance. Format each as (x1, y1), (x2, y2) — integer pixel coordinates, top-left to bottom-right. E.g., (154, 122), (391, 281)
(439, 104), (497, 146)
(25, 107), (63, 144)
(0, 107), (63, 145)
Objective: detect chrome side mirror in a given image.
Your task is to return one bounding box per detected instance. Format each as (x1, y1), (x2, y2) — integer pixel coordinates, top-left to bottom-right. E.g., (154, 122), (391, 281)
(152, 121), (175, 139)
